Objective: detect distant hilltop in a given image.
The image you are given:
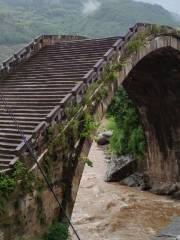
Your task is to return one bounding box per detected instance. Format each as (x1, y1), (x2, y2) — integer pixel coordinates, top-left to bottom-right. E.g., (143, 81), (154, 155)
(0, 0), (179, 63)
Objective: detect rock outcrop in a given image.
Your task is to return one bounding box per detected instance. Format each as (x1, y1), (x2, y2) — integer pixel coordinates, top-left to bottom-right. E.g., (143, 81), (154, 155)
(104, 155), (137, 182)
(96, 130), (113, 146)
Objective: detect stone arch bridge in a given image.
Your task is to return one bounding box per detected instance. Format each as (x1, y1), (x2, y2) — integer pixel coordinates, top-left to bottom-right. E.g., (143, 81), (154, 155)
(0, 23), (180, 239)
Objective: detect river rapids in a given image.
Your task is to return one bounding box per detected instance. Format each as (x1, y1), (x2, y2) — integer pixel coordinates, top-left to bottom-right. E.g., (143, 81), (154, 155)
(71, 142), (180, 240)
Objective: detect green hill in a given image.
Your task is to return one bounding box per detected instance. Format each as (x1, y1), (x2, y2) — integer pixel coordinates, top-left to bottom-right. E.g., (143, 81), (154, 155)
(0, 0), (179, 62)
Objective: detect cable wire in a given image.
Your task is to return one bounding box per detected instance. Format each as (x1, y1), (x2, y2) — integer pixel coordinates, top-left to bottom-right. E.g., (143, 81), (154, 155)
(0, 92), (81, 240)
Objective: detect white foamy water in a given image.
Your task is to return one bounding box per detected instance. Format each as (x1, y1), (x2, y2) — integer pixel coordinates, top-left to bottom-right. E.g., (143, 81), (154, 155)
(71, 141), (180, 240)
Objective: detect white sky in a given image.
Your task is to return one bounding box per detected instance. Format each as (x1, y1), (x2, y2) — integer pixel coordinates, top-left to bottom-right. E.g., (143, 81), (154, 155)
(136, 0), (180, 14)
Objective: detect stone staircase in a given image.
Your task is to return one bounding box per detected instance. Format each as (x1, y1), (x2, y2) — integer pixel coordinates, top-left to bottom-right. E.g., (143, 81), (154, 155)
(0, 34), (125, 171)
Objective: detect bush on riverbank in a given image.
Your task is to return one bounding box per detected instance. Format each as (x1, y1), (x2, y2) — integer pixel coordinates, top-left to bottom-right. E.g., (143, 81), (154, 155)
(107, 87), (146, 161)
(45, 223), (69, 240)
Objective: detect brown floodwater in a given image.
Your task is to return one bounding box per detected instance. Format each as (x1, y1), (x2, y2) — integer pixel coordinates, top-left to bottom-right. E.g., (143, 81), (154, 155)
(71, 142), (180, 240)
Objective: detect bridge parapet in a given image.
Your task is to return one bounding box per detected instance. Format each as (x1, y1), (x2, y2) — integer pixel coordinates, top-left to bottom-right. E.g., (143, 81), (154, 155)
(0, 23), (148, 82)
(0, 35), (87, 79)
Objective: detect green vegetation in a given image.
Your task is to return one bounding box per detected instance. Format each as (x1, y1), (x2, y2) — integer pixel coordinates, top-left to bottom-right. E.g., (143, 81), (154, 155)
(44, 111), (98, 180)
(107, 87), (146, 161)
(80, 114), (99, 138)
(43, 62), (117, 180)
(44, 223), (69, 240)
(0, 160), (44, 215)
(81, 156), (93, 167)
(126, 38), (143, 54)
(0, 0), (179, 62)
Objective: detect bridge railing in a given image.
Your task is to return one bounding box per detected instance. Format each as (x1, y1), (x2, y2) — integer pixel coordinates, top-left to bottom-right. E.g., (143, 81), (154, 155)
(0, 35), (86, 80)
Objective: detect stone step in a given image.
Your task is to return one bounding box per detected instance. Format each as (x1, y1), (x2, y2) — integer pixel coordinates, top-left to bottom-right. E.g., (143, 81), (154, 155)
(4, 81), (76, 85)
(0, 124), (36, 131)
(23, 62), (96, 69)
(21, 59), (99, 68)
(1, 91), (74, 96)
(13, 69), (91, 77)
(0, 142), (18, 149)
(0, 128), (33, 135)
(0, 159), (12, 164)
(13, 67), (92, 76)
(0, 119), (40, 125)
(0, 154), (17, 160)
(0, 147), (17, 154)
(0, 99), (63, 104)
(1, 87), (74, 92)
(0, 108), (49, 114)
(0, 93), (68, 98)
(42, 46), (115, 54)
(30, 50), (108, 58)
(0, 112), (47, 117)
(0, 163), (12, 169)
(1, 86), (73, 91)
(0, 137), (22, 144)
(0, 132), (30, 139)
(0, 105), (52, 110)
(7, 74), (84, 80)
(0, 33), (120, 171)
(0, 116), (45, 122)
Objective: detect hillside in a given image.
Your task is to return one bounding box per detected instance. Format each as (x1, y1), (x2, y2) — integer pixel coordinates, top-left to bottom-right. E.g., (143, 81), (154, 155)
(0, 0), (179, 62)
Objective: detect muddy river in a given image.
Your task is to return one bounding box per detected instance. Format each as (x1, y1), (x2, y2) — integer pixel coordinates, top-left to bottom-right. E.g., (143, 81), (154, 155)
(71, 142), (180, 240)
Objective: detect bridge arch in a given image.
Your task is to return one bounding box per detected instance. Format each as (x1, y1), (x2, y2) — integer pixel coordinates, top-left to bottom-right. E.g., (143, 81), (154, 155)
(123, 46), (180, 183)
(115, 34), (180, 184)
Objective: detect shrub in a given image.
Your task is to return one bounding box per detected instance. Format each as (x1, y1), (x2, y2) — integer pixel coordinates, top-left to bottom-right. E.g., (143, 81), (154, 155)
(126, 39), (142, 54)
(45, 223), (69, 240)
(107, 87), (146, 161)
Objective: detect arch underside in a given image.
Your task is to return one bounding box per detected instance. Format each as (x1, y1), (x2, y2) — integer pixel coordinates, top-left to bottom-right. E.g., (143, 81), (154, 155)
(123, 46), (180, 183)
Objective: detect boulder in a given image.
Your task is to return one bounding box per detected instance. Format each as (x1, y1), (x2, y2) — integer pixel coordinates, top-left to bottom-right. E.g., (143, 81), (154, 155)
(173, 191), (180, 200)
(96, 137), (109, 146)
(154, 217), (180, 240)
(104, 155), (137, 182)
(121, 174), (141, 187)
(96, 130), (113, 146)
(140, 173), (151, 191)
(121, 172), (151, 190)
(121, 173), (143, 187)
(150, 183), (178, 196)
(102, 130), (113, 138)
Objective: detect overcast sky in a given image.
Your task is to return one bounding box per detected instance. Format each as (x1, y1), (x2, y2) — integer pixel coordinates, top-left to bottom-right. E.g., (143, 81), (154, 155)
(136, 0), (180, 14)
